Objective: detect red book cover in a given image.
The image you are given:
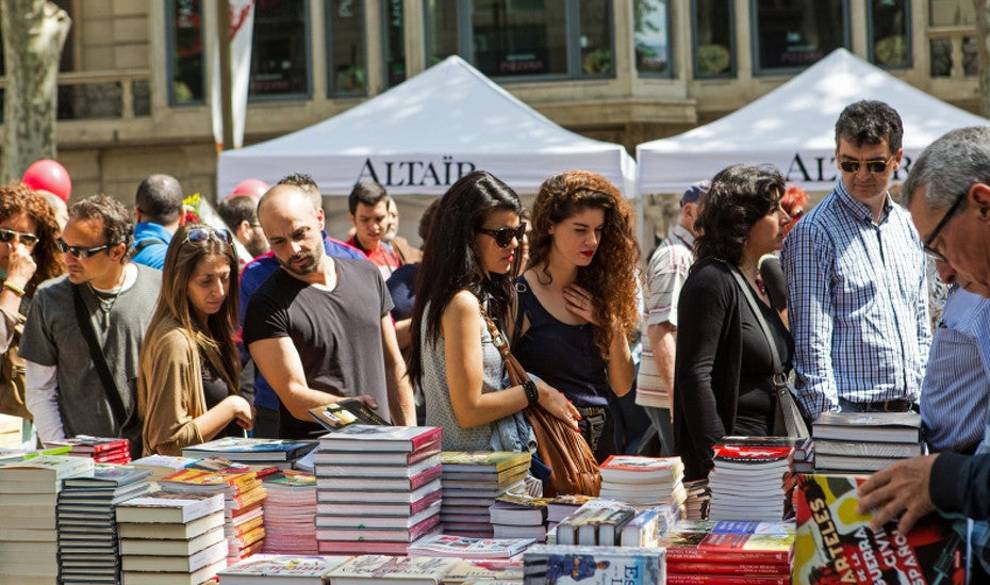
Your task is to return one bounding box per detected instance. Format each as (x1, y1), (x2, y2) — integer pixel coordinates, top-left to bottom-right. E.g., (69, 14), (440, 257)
(663, 532), (792, 565)
(712, 445), (793, 464)
(58, 436), (129, 454)
(409, 443), (442, 464)
(667, 574), (790, 585)
(666, 562), (790, 576)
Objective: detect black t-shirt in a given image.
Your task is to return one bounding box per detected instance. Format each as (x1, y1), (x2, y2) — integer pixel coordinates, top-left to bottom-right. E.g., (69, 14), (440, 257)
(735, 281), (793, 436)
(242, 259), (395, 439)
(200, 352), (242, 439)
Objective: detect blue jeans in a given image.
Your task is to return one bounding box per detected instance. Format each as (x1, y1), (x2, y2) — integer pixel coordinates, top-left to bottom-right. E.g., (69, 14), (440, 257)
(644, 406), (675, 457)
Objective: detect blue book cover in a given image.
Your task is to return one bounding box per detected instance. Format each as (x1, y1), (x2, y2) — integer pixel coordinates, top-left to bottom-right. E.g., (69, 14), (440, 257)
(524, 545), (665, 585)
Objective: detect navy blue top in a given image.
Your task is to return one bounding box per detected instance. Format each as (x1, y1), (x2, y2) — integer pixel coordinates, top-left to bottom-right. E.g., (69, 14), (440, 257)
(386, 263), (418, 321)
(512, 276), (609, 407)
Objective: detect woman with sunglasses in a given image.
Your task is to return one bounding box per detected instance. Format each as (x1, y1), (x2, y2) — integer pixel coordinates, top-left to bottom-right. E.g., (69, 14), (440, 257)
(408, 171), (578, 453)
(138, 225), (253, 456)
(514, 170), (639, 457)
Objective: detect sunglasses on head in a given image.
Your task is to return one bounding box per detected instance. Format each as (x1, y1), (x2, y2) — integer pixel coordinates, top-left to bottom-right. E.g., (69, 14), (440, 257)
(0, 228), (38, 247)
(838, 157), (892, 174)
(184, 226), (233, 245)
(57, 238), (114, 259)
(478, 223), (527, 248)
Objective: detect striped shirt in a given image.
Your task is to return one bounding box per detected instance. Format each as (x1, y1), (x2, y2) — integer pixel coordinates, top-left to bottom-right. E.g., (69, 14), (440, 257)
(921, 286), (990, 452)
(781, 180), (930, 417)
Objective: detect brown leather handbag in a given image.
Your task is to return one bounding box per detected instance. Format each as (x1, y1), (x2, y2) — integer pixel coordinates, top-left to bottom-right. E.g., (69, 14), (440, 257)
(482, 309), (601, 497)
(0, 311), (32, 420)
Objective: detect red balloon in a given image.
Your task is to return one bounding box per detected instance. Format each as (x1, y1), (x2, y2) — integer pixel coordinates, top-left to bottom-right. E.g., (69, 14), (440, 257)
(22, 159), (71, 202)
(229, 178), (269, 201)
(21, 158), (72, 202)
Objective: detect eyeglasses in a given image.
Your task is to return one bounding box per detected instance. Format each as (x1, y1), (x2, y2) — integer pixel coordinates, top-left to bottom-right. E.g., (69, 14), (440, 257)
(923, 189), (968, 262)
(185, 226), (233, 245)
(838, 157), (894, 174)
(57, 238), (113, 259)
(0, 228), (38, 247)
(478, 223), (527, 248)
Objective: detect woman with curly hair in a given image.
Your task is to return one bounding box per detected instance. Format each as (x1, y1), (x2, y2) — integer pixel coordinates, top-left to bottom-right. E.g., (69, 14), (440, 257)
(673, 165), (792, 481)
(514, 170), (639, 456)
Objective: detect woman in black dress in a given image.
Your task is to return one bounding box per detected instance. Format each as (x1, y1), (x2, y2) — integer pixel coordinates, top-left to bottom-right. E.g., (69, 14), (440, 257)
(673, 165), (793, 481)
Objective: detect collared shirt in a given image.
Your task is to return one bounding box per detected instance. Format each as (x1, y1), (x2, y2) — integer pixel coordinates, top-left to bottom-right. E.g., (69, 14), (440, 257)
(637, 223), (695, 409)
(781, 180), (930, 418)
(922, 285), (990, 452)
(131, 222), (174, 270)
(347, 236), (402, 279)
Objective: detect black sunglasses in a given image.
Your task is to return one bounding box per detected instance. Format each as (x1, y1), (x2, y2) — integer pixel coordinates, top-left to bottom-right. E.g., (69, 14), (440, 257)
(0, 228), (38, 247)
(57, 238), (114, 259)
(923, 188), (968, 262)
(838, 157), (893, 174)
(185, 226), (233, 245)
(478, 223), (527, 248)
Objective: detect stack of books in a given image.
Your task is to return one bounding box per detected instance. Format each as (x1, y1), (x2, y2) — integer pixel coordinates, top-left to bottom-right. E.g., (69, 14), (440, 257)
(682, 479), (710, 520)
(262, 470), (317, 555)
(50, 435), (132, 464)
(489, 493), (550, 542)
(130, 454), (196, 483)
(313, 425), (443, 555)
(812, 412), (924, 473)
(554, 498), (637, 546)
(440, 451), (530, 537)
(116, 491), (228, 585)
(181, 438), (318, 471)
(546, 495), (595, 533)
(708, 444), (794, 521)
(523, 545), (666, 585)
(407, 533), (534, 559)
(661, 520), (795, 585)
(599, 455), (686, 507)
(326, 555), (459, 584)
(217, 554), (351, 584)
(57, 464), (152, 585)
(0, 455), (95, 585)
(722, 435), (814, 473)
(159, 467), (268, 562)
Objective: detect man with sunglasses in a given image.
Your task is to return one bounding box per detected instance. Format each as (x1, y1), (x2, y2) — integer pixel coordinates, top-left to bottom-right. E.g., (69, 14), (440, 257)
(782, 100), (930, 420)
(19, 195), (160, 455)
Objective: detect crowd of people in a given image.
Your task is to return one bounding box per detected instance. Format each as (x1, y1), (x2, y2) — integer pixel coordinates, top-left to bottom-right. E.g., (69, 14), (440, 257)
(3, 97), (990, 573)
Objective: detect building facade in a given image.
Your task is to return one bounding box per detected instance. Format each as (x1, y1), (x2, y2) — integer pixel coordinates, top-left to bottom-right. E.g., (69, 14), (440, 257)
(0, 0), (981, 209)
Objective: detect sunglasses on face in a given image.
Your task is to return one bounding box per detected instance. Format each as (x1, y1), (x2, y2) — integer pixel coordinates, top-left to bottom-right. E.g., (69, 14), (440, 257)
(478, 223), (527, 248)
(0, 228), (38, 247)
(838, 157), (893, 174)
(923, 188), (968, 263)
(57, 238), (113, 259)
(185, 226), (233, 245)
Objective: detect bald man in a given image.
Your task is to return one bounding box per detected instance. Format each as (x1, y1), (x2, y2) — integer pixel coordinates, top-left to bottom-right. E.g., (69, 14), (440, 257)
(242, 184), (416, 438)
(37, 189), (68, 231)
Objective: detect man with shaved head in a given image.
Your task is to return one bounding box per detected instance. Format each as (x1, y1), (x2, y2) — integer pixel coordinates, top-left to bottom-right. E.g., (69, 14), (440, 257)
(131, 174), (185, 269)
(242, 182), (416, 437)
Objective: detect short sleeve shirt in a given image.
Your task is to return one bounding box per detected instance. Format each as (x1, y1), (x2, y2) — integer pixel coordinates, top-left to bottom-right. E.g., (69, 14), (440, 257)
(644, 224), (695, 328)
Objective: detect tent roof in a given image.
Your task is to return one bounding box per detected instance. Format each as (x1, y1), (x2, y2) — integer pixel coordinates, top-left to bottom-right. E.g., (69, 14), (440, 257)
(636, 48), (990, 193)
(218, 56), (635, 196)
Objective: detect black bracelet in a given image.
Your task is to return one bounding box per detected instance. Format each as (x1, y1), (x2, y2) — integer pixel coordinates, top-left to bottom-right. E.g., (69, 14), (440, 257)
(523, 379), (539, 405)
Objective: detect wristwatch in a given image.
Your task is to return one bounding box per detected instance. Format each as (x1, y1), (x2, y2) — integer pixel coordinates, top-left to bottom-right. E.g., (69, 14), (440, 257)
(523, 379), (539, 405)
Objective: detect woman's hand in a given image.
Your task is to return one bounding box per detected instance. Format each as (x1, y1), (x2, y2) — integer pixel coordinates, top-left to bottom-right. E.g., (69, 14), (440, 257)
(563, 284), (600, 326)
(536, 379), (581, 431)
(4, 242), (36, 290)
(223, 395), (255, 430)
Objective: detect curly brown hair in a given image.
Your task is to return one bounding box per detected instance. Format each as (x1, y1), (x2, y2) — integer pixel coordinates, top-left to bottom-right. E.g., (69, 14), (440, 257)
(527, 170), (640, 358)
(0, 183), (66, 295)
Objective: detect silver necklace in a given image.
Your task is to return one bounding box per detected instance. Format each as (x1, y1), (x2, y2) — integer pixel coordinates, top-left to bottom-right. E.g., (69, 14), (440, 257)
(88, 271), (126, 330)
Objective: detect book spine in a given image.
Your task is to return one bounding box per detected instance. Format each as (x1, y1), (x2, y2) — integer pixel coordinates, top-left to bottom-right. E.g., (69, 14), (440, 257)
(666, 562), (790, 575)
(665, 550), (791, 565)
(666, 574), (789, 585)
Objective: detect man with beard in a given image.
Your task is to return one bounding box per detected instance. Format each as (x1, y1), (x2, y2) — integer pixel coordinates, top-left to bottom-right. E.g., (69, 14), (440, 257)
(243, 184), (416, 438)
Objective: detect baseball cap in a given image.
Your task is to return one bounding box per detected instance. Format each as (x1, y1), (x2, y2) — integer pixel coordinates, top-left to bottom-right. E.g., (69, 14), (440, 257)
(681, 180), (710, 205)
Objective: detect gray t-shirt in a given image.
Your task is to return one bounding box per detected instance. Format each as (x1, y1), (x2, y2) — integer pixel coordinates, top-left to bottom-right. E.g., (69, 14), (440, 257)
(19, 264), (161, 441)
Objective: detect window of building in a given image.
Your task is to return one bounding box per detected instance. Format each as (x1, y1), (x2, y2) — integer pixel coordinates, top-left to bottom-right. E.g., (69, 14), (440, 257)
(929, 0), (974, 26)
(382, 0), (406, 86)
(929, 38), (952, 77)
(693, 0), (734, 78)
(868, 0), (910, 68)
(326, 0), (366, 96)
(964, 36), (979, 76)
(752, 0), (847, 73)
(249, 0), (310, 98)
(167, 0), (206, 105)
(635, 0), (673, 77)
(425, 0), (613, 80)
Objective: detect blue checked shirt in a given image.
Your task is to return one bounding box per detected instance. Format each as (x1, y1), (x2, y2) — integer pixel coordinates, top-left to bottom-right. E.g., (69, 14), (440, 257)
(781, 181), (930, 417)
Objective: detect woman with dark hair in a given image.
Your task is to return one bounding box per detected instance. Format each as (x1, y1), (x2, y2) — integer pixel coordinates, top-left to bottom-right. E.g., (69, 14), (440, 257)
(673, 164), (793, 481)
(138, 225), (253, 456)
(514, 170), (640, 456)
(409, 171), (578, 452)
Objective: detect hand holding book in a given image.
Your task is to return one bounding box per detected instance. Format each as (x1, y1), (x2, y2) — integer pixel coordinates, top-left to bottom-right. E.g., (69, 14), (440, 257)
(856, 453), (938, 534)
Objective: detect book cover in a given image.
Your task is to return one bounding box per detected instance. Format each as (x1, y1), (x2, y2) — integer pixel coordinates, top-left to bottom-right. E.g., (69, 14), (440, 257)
(47, 435), (129, 454)
(218, 554), (350, 578)
(600, 455), (684, 479)
(328, 554), (459, 582)
(524, 545), (665, 585)
(812, 440), (922, 459)
(407, 534), (534, 559)
(317, 425), (443, 452)
(115, 492), (225, 524)
(441, 451), (532, 472)
(793, 473), (964, 585)
(444, 558), (524, 582)
(312, 443), (441, 466)
(308, 399), (390, 431)
(813, 412), (921, 428)
(712, 445), (793, 465)
(62, 464), (150, 488)
(182, 438), (316, 461)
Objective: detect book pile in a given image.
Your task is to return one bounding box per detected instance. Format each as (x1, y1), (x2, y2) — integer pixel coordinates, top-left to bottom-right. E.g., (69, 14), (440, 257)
(218, 554), (351, 584)
(57, 464), (152, 585)
(51, 435), (132, 464)
(262, 470), (318, 554)
(313, 425), (443, 555)
(0, 455), (94, 585)
(722, 435), (814, 473)
(554, 498), (636, 546)
(160, 467), (268, 562)
(440, 451), (530, 537)
(181, 438), (318, 470)
(117, 491), (228, 585)
(599, 455), (686, 507)
(489, 493), (550, 542)
(708, 444), (794, 521)
(130, 454), (196, 483)
(812, 412), (924, 473)
(407, 533), (534, 559)
(661, 519), (795, 585)
(523, 545), (666, 585)
(327, 555), (459, 584)
(682, 479), (710, 520)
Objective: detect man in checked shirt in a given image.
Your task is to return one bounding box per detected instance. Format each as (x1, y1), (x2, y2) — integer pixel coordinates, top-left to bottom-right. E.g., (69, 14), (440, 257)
(782, 100), (930, 419)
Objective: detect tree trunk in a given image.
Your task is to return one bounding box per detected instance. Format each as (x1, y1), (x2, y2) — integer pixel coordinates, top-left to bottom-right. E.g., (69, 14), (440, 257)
(0, 0), (71, 183)
(977, 0), (990, 118)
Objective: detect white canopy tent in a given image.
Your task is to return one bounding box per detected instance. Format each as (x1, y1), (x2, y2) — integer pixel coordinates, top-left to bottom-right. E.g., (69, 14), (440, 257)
(637, 48), (990, 195)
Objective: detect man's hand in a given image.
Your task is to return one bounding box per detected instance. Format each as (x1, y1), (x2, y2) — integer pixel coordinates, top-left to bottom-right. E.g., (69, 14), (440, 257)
(857, 454), (938, 534)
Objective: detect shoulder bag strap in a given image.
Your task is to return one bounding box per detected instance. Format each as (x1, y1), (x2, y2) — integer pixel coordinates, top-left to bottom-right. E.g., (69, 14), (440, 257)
(728, 267), (784, 377)
(71, 284), (132, 426)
